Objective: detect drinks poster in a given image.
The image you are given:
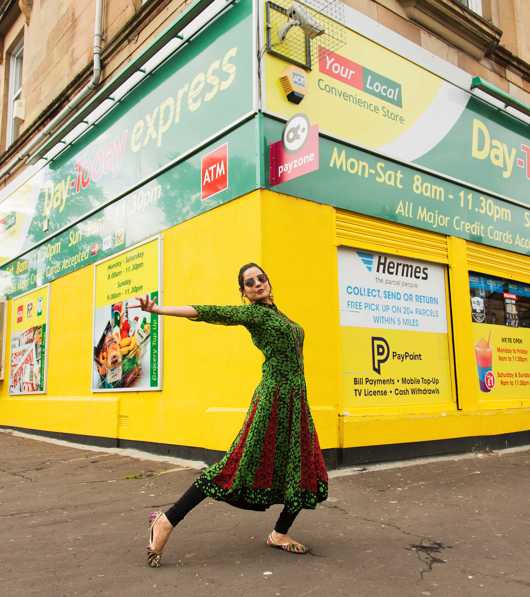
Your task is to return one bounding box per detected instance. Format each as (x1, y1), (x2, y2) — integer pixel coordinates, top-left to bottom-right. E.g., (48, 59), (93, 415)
(9, 286), (49, 394)
(92, 237), (161, 392)
(470, 273), (530, 399)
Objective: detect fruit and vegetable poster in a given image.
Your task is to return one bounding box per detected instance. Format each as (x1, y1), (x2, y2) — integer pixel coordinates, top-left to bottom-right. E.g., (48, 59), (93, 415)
(92, 237), (161, 392)
(9, 286), (49, 394)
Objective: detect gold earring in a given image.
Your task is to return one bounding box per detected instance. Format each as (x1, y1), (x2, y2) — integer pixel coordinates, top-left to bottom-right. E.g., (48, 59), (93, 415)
(241, 294), (246, 304)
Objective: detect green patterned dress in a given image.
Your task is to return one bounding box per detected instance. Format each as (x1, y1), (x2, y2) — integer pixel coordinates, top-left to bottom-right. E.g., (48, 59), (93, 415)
(190, 302), (328, 513)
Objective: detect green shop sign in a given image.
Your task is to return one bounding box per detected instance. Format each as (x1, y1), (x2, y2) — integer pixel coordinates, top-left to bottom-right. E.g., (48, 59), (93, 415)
(1, 119), (258, 298)
(417, 97), (530, 208)
(0, 0), (253, 266)
(264, 118), (530, 256)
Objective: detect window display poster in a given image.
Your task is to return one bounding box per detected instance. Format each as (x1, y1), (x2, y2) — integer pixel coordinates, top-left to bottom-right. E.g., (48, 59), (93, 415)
(9, 286), (49, 394)
(338, 247), (452, 409)
(92, 238), (161, 392)
(470, 273), (530, 399)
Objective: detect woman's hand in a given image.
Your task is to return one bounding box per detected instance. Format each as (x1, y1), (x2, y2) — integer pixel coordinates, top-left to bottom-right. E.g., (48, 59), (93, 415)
(136, 294), (158, 314)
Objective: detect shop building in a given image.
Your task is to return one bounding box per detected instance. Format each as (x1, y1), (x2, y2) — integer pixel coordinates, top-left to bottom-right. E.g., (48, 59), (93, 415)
(0, 0), (529, 467)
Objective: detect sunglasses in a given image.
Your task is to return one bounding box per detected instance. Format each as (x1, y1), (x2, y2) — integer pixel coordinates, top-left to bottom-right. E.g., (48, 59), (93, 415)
(244, 274), (268, 288)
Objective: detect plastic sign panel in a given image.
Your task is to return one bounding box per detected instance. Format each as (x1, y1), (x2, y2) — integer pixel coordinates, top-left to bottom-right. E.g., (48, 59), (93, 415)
(92, 238), (161, 392)
(338, 247), (452, 410)
(9, 286), (49, 394)
(469, 273), (530, 400)
(264, 1), (530, 207)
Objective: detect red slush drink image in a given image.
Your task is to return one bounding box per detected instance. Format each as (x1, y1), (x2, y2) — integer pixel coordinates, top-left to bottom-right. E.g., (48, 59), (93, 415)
(474, 337), (495, 392)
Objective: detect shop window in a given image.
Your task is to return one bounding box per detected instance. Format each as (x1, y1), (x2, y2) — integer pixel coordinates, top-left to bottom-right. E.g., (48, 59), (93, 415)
(456, 0), (483, 16)
(6, 38), (24, 146)
(469, 273), (530, 328)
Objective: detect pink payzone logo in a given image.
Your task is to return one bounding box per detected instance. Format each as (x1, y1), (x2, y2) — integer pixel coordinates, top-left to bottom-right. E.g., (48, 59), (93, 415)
(269, 115), (319, 186)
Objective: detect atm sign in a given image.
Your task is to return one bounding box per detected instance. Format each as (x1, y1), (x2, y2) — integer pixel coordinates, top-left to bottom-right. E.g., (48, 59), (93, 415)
(201, 144), (228, 200)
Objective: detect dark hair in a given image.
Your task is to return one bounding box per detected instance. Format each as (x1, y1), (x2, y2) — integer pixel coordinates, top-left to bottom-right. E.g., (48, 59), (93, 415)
(238, 262), (272, 295)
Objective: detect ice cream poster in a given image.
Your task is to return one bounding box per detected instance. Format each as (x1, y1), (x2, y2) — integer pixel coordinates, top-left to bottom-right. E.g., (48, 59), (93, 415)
(9, 286), (49, 394)
(92, 238), (161, 392)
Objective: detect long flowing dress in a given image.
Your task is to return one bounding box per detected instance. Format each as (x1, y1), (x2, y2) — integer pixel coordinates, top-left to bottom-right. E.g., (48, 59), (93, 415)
(189, 302), (328, 514)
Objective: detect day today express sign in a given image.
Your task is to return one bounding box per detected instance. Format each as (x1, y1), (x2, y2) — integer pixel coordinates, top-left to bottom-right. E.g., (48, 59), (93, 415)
(264, 3), (530, 209)
(0, 0), (253, 266)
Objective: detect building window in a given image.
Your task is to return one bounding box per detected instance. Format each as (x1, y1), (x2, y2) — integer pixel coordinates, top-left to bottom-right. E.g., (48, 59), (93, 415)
(6, 38), (24, 146)
(469, 273), (530, 328)
(456, 0), (483, 16)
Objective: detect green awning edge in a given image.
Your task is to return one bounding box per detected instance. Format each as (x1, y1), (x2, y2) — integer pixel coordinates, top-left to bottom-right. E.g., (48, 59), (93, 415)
(471, 76), (530, 118)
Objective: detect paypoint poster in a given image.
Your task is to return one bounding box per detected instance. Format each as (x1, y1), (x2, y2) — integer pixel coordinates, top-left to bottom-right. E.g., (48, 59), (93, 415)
(338, 247), (452, 410)
(92, 237), (161, 392)
(9, 286), (49, 394)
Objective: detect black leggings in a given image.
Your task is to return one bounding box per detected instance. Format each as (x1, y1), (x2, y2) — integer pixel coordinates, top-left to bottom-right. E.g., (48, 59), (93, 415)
(165, 483), (301, 534)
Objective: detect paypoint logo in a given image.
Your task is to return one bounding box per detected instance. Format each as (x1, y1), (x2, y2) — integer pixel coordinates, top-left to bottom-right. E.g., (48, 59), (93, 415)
(371, 337), (390, 374)
(371, 336), (423, 374)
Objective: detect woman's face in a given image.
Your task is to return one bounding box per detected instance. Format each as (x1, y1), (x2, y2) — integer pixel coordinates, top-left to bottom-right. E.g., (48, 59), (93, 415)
(242, 266), (272, 303)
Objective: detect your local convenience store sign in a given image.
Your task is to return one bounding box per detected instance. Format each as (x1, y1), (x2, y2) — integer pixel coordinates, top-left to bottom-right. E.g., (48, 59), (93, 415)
(264, 2), (530, 207)
(0, 0), (253, 266)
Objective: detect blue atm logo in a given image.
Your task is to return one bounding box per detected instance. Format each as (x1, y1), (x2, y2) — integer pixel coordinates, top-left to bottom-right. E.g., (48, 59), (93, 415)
(357, 251), (374, 272)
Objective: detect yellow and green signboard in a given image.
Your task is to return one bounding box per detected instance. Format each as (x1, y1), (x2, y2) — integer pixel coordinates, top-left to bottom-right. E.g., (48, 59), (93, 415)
(263, 0), (530, 208)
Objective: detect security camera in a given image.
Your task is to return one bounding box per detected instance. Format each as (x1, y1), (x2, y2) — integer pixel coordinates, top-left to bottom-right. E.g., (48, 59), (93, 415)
(278, 2), (325, 42)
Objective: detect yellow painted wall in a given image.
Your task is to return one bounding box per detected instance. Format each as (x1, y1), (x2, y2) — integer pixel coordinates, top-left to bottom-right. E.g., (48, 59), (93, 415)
(0, 192), (265, 450)
(261, 190), (340, 449)
(1, 188), (529, 457)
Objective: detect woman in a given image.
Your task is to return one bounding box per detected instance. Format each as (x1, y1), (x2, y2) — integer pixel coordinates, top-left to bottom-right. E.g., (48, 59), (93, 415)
(139, 263), (328, 567)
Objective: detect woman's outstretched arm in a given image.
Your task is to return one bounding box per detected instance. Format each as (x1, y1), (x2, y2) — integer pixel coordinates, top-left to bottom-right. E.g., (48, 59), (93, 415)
(135, 294), (198, 318)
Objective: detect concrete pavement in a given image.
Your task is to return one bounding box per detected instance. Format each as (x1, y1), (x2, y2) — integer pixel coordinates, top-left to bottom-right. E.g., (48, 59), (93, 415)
(1, 430), (529, 597)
